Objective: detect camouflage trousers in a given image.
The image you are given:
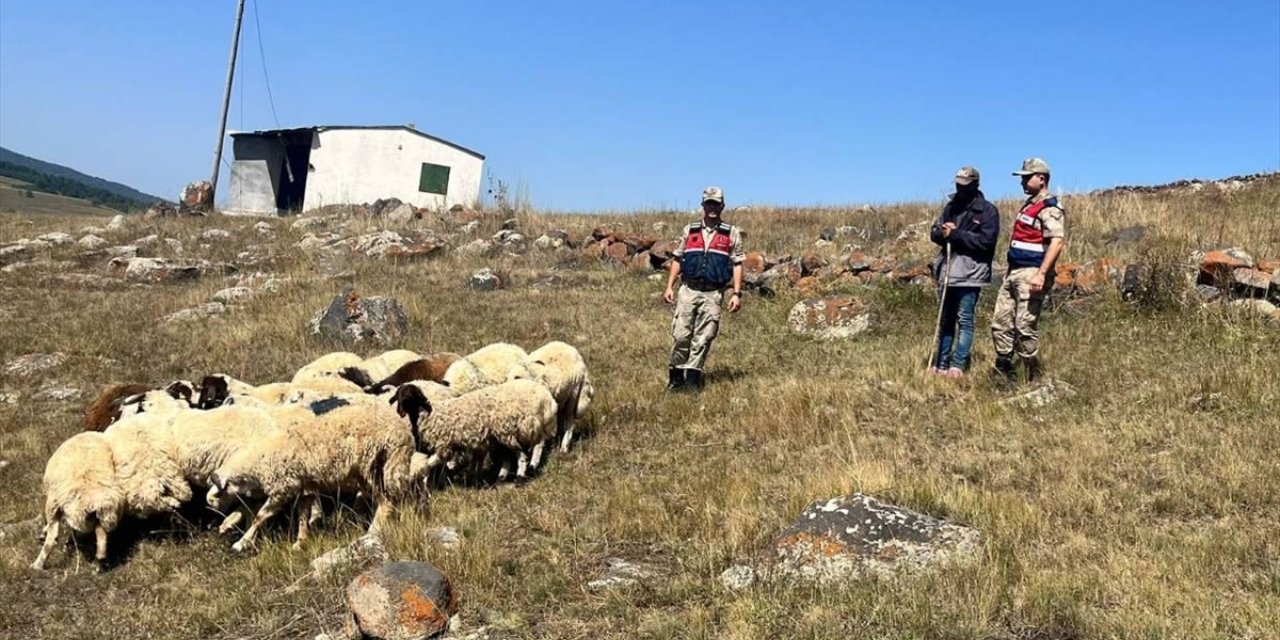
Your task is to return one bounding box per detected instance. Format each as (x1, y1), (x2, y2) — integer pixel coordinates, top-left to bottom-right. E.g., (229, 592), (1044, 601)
(990, 267), (1051, 360)
(669, 285), (723, 371)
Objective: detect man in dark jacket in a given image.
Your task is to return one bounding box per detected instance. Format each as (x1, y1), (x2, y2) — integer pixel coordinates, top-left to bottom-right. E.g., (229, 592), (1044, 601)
(928, 166), (1000, 378)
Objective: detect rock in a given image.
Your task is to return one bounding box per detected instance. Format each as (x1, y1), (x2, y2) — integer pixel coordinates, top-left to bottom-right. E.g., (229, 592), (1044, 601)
(814, 239), (835, 249)
(1195, 284), (1224, 303)
(586, 558), (663, 592)
(351, 231), (409, 258)
(32, 383), (82, 401)
(603, 242), (630, 264)
(76, 234), (107, 248)
(468, 268), (506, 291)
(1232, 268), (1273, 295)
(742, 251), (766, 275)
(106, 245), (139, 259)
(718, 564), (757, 590)
(311, 288), (410, 345)
(344, 561), (458, 640)
(1200, 248), (1255, 286)
(4, 352), (67, 377)
(648, 240), (675, 264)
(1227, 298), (1280, 321)
(292, 216), (328, 230)
(111, 257), (202, 283)
(106, 214), (127, 231)
(52, 273), (118, 289)
(36, 232), (74, 245)
(459, 221), (480, 235)
(759, 494), (982, 583)
(165, 238), (184, 254)
(456, 239), (495, 256)
(591, 226), (613, 241)
(0, 393), (18, 404)
(1257, 259), (1280, 274)
(179, 180), (214, 213)
(212, 287), (254, 305)
(367, 197), (406, 218)
(800, 252), (827, 276)
(254, 221), (274, 235)
(844, 251), (873, 273)
(787, 296), (872, 340)
(0, 243), (31, 260)
(144, 202), (179, 219)
(652, 222), (668, 233)
(387, 203), (418, 224)
(425, 527), (462, 551)
(0, 460), (7, 472)
(135, 234), (160, 247)
(313, 535), (388, 579)
(201, 229), (231, 241)
(383, 241), (446, 261)
(298, 233), (342, 250)
(164, 302), (228, 323)
(1000, 379), (1078, 408)
(501, 218), (519, 231)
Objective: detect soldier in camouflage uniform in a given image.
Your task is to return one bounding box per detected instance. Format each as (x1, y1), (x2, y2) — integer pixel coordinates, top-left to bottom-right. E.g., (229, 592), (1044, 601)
(991, 158), (1067, 384)
(663, 186), (745, 393)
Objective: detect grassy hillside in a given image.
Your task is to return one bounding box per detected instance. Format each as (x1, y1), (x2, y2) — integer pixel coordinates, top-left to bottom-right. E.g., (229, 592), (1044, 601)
(0, 175), (123, 217)
(0, 177), (1276, 639)
(0, 146), (165, 205)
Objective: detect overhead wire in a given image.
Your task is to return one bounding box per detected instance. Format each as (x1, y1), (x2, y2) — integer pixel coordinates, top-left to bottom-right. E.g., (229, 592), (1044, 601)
(251, 0), (281, 128)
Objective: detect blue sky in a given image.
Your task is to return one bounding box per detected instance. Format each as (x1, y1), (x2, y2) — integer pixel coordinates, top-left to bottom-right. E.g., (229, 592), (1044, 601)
(1, 1), (1277, 211)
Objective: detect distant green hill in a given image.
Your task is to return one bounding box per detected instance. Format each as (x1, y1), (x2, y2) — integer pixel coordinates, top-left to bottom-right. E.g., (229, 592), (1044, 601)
(0, 146), (166, 210)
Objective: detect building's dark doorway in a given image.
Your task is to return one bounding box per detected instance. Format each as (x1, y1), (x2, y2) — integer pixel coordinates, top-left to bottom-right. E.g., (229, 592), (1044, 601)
(274, 131), (313, 213)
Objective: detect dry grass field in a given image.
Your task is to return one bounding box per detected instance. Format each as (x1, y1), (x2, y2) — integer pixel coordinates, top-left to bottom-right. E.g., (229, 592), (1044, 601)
(0, 177), (1277, 639)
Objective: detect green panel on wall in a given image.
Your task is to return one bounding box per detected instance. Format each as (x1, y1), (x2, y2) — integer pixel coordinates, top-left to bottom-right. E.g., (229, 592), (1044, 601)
(418, 163), (450, 195)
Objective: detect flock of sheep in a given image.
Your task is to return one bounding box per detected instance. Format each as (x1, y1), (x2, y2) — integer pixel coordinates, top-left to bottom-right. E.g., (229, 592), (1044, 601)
(31, 341), (594, 571)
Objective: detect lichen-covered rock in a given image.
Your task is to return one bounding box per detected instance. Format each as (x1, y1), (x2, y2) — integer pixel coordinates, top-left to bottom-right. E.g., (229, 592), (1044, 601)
(344, 561), (458, 640)
(787, 296), (872, 340)
(4, 353), (67, 378)
(76, 234), (108, 250)
(586, 558), (663, 592)
(760, 493), (982, 583)
(164, 302), (228, 323)
(311, 288), (410, 345)
(212, 287), (254, 305)
(468, 268), (505, 291)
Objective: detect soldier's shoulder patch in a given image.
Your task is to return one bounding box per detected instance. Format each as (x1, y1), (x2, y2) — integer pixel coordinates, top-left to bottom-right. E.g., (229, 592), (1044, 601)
(1043, 206), (1065, 220)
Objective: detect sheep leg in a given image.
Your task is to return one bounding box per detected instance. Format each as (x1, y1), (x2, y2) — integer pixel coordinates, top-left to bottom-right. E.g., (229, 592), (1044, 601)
(529, 441), (546, 470)
(93, 524), (109, 571)
(516, 450), (530, 479)
(366, 501), (394, 539)
(232, 495), (286, 553)
(496, 454), (513, 482)
(560, 414), (576, 453)
(30, 519), (61, 571)
(217, 509), (244, 535)
(292, 495), (318, 550)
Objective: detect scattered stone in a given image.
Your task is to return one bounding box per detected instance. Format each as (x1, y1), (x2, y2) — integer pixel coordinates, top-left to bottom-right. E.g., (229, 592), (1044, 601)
(386, 203), (418, 224)
(349, 231), (409, 257)
(4, 352), (67, 378)
(0, 460), (7, 471)
(718, 564), (757, 590)
(814, 239), (834, 249)
(800, 251), (827, 276)
(111, 257), (202, 283)
(0, 243), (31, 260)
(106, 245), (139, 259)
(143, 202), (179, 219)
(311, 288), (410, 345)
(586, 558), (663, 592)
(36, 232), (74, 245)
(787, 296), (872, 340)
(0, 393), (17, 404)
(456, 239), (495, 256)
(254, 221), (274, 235)
(135, 234), (160, 247)
(201, 229), (231, 241)
(1227, 298), (1280, 321)
(425, 527), (462, 551)
(179, 180), (214, 213)
(75, 234), (107, 249)
(297, 233), (342, 250)
(652, 222), (668, 233)
(1000, 379), (1078, 408)
(292, 216), (328, 230)
(1199, 248), (1255, 286)
(344, 561), (458, 640)
(1195, 284), (1224, 303)
(459, 221), (480, 235)
(501, 218), (519, 231)
(533, 234), (562, 251)
(51, 273), (118, 289)
(165, 238), (184, 254)
(759, 493), (982, 583)
(367, 197), (407, 218)
(106, 214), (127, 231)
(212, 287), (254, 305)
(163, 302), (228, 323)
(313, 535), (388, 579)
(32, 383), (82, 401)
(819, 227), (837, 242)
(468, 268), (506, 291)
(1232, 268), (1273, 295)
(1189, 392), (1226, 413)
(603, 242), (630, 264)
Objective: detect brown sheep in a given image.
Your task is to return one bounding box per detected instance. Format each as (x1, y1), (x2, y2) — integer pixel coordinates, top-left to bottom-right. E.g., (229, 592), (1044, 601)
(349, 352), (462, 394)
(83, 381), (195, 432)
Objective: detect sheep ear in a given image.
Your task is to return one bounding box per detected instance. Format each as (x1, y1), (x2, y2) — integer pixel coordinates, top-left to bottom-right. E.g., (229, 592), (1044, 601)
(533, 360), (546, 366)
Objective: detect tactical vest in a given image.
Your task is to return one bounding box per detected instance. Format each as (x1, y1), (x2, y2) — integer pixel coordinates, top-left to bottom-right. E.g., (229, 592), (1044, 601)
(1007, 197), (1058, 269)
(681, 222), (734, 288)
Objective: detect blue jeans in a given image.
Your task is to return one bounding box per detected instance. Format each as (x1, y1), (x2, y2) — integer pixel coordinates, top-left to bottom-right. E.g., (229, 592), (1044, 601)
(934, 287), (980, 371)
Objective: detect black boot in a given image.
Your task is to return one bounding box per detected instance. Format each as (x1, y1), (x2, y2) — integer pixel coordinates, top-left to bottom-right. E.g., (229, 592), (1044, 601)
(992, 356), (1017, 389)
(666, 367), (686, 392)
(685, 369), (705, 393)
(1024, 356), (1043, 384)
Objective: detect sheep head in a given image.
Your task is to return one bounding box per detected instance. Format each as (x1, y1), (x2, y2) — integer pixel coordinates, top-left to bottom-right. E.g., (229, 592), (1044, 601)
(197, 375), (230, 410)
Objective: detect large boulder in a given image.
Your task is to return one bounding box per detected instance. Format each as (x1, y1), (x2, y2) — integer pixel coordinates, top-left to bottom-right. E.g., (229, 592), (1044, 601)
(1199, 248), (1254, 287)
(179, 180), (214, 213)
(758, 493), (982, 583)
(311, 288), (410, 345)
(787, 296), (872, 340)
(1232, 268), (1273, 296)
(344, 561), (458, 640)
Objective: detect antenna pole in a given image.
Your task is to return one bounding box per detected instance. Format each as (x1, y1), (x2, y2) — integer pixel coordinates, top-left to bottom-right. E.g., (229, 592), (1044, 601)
(210, 0), (246, 198)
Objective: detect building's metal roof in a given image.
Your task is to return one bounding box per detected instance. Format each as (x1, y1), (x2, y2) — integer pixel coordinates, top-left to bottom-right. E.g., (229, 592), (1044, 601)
(228, 125), (485, 160)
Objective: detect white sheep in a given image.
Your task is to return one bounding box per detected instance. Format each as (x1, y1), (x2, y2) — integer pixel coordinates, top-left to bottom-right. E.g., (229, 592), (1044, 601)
(506, 341), (593, 453)
(207, 397), (429, 552)
(196, 373), (362, 409)
(392, 379), (557, 481)
(442, 342), (527, 394)
(291, 351), (364, 384)
(31, 432), (124, 570)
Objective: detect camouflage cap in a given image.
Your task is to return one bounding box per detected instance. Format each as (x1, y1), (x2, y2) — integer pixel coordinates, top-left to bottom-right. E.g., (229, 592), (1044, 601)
(954, 166), (980, 186)
(1012, 157), (1052, 176)
(701, 186), (725, 204)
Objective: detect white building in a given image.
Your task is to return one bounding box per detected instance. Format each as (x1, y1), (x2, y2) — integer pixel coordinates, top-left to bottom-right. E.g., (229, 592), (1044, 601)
(224, 125), (484, 216)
